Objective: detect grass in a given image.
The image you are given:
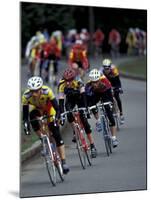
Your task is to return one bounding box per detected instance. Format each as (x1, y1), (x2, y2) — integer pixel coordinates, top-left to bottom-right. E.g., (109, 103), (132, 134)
(21, 124), (39, 152)
(119, 56), (147, 79)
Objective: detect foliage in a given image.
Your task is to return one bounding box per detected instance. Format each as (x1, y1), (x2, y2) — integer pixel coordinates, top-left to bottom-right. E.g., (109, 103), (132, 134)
(21, 2), (147, 56)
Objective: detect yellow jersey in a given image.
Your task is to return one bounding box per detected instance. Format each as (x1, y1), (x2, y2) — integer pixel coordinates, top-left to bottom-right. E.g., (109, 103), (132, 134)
(58, 78), (84, 98)
(22, 85), (56, 117)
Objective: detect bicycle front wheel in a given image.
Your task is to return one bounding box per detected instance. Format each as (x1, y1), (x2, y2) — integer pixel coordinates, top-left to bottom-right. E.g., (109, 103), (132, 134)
(75, 127), (87, 169)
(101, 117), (111, 156)
(55, 153), (64, 182)
(45, 155), (57, 186)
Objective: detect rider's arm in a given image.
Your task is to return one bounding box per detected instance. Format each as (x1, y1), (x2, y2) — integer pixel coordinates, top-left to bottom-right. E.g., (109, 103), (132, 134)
(114, 75), (122, 88)
(80, 85), (88, 109)
(23, 104), (29, 121)
(51, 98), (60, 119)
(22, 93), (31, 134)
(22, 91), (30, 121)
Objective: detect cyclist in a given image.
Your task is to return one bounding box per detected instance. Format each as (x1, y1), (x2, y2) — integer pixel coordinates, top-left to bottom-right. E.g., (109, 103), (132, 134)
(58, 68), (97, 158)
(22, 76), (69, 174)
(85, 69), (118, 148)
(101, 59), (124, 124)
(68, 39), (89, 80)
(39, 37), (61, 84)
(92, 28), (105, 57)
(108, 28), (121, 58)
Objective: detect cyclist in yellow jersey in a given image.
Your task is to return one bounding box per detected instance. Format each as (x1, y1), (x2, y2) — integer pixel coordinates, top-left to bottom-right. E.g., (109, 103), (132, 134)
(101, 59), (124, 124)
(22, 76), (69, 174)
(58, 68), (97, 158)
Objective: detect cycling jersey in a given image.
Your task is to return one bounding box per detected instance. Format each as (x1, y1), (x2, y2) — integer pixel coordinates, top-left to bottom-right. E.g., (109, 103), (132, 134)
(58, 78), (84, 98)
(93, 29), (105, 46)
(86, 75), (112, 93)
(22, 85), (56, 119)
(108, 29), (121, 45)
(101, 65), (121, 88)
(68, 44), (89, 70)
(42, 42), (61, 59)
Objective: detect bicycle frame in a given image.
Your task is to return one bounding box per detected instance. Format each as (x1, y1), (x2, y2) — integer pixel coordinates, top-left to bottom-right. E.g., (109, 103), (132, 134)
(73, 112), (89, 150)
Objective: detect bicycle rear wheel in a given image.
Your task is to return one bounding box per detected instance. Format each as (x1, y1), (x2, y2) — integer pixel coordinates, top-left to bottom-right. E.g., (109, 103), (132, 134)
(75, 127), (87, 169)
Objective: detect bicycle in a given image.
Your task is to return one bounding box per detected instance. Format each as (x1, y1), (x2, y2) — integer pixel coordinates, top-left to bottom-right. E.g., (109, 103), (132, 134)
(30, 115), (64, 186)
(89, 102), (113, 156)
(61, 107), (92, 169)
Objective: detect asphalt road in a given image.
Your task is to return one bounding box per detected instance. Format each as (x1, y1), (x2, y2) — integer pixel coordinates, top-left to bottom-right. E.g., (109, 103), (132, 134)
(20, 58), (147, 198)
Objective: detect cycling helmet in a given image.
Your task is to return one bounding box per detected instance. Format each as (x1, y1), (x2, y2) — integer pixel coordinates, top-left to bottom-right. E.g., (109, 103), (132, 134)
(75, 39), (83, 45)
(89, 69), (101, 81)
(27, 76), (43, 90)
(63, 68), (76, 81)
(102, 59), (112, 68)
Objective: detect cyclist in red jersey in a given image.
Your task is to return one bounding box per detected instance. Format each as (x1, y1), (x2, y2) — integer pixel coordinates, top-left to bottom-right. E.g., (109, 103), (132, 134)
(68, 40), (89, 79)
(93, 28), (105, 57)
(85, 69), (118, 148)
(108, 28), (121, 58)
(39, 37), (61, 84)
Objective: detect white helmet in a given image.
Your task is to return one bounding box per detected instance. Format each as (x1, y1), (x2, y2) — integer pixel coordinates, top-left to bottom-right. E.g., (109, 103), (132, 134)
(102, 59), (112, 67)
(75, 39), (83, 44)
(89, 69), (101, 81)
(27, 76), (43, 90)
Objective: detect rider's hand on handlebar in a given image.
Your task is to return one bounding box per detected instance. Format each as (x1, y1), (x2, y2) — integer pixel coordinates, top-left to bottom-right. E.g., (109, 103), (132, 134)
(23, 121), (31, 135)
(86, 108), (91, 119)
(119, 88), (123, 94)
(60, 118), (65, 126)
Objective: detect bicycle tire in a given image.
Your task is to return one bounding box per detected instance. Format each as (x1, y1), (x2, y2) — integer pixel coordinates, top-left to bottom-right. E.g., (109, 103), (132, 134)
(101, 116), (111, 156)
(75, 127), (86, 169)
(55, 153), (64, 182)
(43, 139), (57, 186)
(45, 156), (56, 186)
(85, 148), (92, 166)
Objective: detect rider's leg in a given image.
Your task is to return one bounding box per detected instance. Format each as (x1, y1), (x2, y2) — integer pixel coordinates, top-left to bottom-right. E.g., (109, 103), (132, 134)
(48, 122), (70, 174)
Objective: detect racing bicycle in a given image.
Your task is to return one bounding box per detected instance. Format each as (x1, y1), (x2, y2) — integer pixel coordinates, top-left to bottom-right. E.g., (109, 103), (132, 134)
(89, 102), (113, 156)
(61, 107), (92, 169)
(30, 115), (64, 186)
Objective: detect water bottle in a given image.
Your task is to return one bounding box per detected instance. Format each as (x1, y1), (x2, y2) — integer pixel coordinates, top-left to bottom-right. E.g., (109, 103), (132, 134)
(96, 120), (102, 132)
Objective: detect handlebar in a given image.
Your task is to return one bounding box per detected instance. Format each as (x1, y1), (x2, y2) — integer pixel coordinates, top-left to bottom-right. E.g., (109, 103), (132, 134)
(30, 115), (57, 126)
(88, 101), (112, 111)
(60, 107), (88, 119)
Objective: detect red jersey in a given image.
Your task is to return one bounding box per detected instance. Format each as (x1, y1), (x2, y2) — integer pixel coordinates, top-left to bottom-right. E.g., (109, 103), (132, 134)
(93, 29), (105, 46)
(68, 44), (89, 69)
(42, 41), (61, 58)
(108, 29), (121, 45)
(92, 75), (112, 93)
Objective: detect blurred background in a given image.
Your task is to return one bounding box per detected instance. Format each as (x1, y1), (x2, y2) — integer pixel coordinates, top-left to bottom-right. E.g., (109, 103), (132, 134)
(21, 2), (147, 58)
